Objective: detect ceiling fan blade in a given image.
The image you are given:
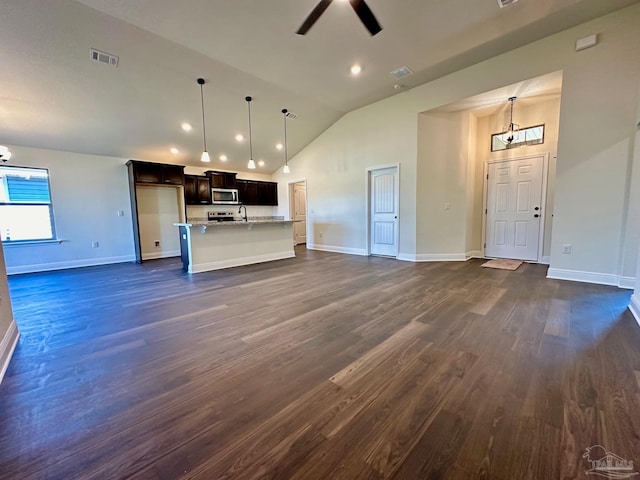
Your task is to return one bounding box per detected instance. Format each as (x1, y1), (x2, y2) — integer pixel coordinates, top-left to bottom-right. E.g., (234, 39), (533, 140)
(349, 0), (382, 36)
(296, 0), (333, 35)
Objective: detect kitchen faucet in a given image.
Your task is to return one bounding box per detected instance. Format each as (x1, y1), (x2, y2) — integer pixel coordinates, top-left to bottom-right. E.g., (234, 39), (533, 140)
(238, 204), (248, 222)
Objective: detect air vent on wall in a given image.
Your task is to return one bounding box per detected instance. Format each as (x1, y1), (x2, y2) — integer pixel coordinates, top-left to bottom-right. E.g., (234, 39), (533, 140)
(390, 66), (413, 79)
(284, 111), (297, 119)
(497, 0), (519, 8)
(90, 48), (119, 67)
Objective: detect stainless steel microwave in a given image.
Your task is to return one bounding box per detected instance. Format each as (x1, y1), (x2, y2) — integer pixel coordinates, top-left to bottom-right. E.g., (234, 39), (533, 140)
(211, 188), (239, 204)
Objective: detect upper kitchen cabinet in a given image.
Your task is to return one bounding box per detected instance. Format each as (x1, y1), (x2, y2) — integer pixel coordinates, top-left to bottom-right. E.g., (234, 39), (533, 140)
(205, 171), (237, 189)
(258, 182), (278, 206)
(184, 175), (211, 205)
(127, 160), (185, 185)
(236, 179), (277, 206)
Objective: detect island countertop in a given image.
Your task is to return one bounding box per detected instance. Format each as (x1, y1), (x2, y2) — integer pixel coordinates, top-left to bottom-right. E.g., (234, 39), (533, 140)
(173, 218), (296, 273)
(174, 218), (295, 228)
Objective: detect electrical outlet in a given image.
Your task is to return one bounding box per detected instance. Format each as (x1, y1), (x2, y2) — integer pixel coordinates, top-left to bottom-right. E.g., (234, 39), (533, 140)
(92, 241), (99, 248)
(562, 244), (572, 254)
(319, 232), (323, 238)
(154, 240), (160, 247)
(444, 203), (450, 210)
(117, 210), (125, 217)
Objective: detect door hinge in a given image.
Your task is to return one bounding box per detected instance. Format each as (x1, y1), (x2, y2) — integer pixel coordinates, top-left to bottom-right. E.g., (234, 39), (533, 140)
(485, 208), (487, 214)
(486, 174), (489, 180)
(484, 242), (486, 248)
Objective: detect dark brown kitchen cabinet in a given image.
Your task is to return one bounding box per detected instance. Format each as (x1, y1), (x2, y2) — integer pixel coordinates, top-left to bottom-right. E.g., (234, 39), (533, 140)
(236, 179), (277, 205)
(184, 175), (211, 205)
(127, 160), (185, 185)
(205, 171), (237, 189)
(126, 160), (186, 264)
(258, 182), (278, 206)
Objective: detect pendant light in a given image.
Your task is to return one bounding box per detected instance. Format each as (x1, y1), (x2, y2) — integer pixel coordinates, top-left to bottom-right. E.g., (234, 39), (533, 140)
(0, 145), (12, 163)
(505, 96), (519, 145)
(197, 78), (210, 162)
(246, 96), (256, 169)
(282, 108), (290, 174)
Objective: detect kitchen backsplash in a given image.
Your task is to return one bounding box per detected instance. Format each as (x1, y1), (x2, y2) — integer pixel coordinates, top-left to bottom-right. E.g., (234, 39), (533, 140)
(186, 204), (276, 220)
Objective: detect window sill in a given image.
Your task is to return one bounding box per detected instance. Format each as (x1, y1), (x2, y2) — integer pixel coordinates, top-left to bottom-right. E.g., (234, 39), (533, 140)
(2, 239), (64, 247)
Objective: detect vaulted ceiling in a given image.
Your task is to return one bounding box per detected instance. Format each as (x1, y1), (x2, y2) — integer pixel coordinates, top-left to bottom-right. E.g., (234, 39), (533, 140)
(1, 0), (637, 173)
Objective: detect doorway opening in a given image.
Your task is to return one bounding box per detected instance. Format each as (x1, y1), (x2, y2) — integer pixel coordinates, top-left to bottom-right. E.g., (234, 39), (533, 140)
(483, 154), (549, 262)
(367, 165), (399, 257)
(289, 180), (307, 245)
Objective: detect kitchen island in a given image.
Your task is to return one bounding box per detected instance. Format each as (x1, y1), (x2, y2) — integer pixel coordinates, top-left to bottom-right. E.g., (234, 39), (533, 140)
(174, 218), (295, 273)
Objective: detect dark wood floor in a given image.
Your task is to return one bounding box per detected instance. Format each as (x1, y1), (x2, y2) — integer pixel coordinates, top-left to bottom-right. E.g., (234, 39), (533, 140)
(1, 247), (639, 479)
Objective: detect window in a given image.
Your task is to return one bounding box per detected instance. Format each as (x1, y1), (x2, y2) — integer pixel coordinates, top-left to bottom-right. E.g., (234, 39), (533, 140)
(491, 124), (545, 152)
(0, 166), (56, 243)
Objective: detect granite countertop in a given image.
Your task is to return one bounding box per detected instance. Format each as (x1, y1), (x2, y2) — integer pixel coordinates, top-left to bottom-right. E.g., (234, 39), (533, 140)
(175, 216), (296, 228)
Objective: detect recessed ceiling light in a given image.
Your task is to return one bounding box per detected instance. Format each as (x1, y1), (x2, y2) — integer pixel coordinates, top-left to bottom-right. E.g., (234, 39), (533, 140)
(350, 64), (362, 76)
(181, 122), (192, 132)
(219, 154), (228, 161)
(170, 147), (179, 155)
(235, 134), (244, 142)
(258, 160), (265, 167)
(275, 143), (283, 151)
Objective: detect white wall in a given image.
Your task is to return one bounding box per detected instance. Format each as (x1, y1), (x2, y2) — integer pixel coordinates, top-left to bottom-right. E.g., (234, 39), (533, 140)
(137, 185), (182, 260)
(2, 145), (135, 274)
(273, 5), (640, 286)
(0, 237), (18, 384)
(475, 95), (561, 260)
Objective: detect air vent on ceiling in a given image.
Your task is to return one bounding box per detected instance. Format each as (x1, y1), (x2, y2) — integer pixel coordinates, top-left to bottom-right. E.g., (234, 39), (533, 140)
(90, 48), (119, 67)
(284, 111), (297, 119)
(497, 0), (519, 8)
(390, 66), (413, 79)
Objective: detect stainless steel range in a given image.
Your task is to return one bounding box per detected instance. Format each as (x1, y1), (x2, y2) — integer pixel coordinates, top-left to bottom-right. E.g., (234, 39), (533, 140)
(207, 211), (236, 222)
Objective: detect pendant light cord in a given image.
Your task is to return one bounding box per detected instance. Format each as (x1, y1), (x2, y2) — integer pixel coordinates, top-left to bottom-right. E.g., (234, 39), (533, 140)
(247, 97), (253, 161)
(283, 109), (288, 166)
(199, 80), (207, 152)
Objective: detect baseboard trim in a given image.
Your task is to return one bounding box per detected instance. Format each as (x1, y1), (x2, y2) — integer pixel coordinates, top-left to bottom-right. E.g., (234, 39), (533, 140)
(618, 276), (636, 290)
(547, 268), (619, 287)
(629, 294), (640, 328)
(307, 244), (368, 256)
(540, 256), (551, 265)
(6, 255), (137, 275)
(0, 320), (19, 385)
(466, 250), (483, 259)
(398, 253), (467, 262)
(141, 250), (180, 261)
(190, 250), (295, 273)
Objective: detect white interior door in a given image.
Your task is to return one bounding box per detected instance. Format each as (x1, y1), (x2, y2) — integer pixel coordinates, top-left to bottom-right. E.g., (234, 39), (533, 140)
(293, 182), (307, 245)
(485, 155), (544, 261)
(370, 167), (399, 257)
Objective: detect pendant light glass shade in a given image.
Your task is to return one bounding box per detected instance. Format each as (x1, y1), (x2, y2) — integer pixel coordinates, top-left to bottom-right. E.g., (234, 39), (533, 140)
(197, 78), (211, 162)
(245, 96), (256, 169)
(282, 108), (290, 174)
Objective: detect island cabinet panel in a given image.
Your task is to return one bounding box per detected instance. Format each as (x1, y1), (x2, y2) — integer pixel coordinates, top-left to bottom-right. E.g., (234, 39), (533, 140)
(184, 175), (211, 205)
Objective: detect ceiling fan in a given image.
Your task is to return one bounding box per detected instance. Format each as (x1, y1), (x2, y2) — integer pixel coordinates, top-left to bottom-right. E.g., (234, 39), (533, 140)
(297, 0), (382, 36)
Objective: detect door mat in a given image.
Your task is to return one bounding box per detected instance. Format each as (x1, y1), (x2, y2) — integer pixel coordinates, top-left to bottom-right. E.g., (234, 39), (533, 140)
(481, 259), (523, 270)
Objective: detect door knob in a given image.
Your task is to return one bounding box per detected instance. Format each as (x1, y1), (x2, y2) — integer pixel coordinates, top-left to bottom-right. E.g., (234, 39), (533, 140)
(534, 207), (540, 211)
(534, 214), (540, 218)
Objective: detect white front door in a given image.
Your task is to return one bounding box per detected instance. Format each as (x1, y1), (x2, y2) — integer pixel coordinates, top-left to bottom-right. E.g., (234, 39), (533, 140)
(485, 155), (544, 261)
(293, 182), (307, 245)
(370, 166), (399, 257)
